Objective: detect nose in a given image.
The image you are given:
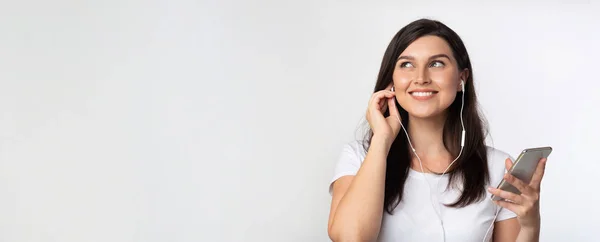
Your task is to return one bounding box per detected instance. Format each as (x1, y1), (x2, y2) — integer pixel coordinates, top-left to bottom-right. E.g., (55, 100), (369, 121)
(414, 67), (431, 85)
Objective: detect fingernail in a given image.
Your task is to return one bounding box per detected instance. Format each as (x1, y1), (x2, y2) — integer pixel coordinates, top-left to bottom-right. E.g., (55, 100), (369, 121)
(487, 187), (493, 191)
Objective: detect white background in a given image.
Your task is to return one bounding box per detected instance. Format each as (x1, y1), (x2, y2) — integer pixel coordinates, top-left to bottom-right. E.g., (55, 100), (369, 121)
(0, 0), (598, 241)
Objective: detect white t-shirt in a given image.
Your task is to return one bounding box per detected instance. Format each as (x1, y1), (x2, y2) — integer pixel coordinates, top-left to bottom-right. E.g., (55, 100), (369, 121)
(329, 140), (517, 242)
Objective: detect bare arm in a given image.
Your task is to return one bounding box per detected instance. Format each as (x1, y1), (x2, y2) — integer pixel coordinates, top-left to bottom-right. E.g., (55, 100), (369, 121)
(327, 136), (391, 242)
(327, 87), (400, 241)
(493, 217), (541, 242)
(493, 218), (519, 242)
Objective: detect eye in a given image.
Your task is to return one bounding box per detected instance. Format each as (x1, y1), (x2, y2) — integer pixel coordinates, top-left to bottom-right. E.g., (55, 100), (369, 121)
(399, 62), (414, 68)
(430, 60), (445, 68)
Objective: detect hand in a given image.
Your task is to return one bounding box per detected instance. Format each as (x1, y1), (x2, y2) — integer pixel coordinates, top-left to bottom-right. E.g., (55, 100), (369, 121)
(365, 84), (401, 145)
(488, 157), (548, 229)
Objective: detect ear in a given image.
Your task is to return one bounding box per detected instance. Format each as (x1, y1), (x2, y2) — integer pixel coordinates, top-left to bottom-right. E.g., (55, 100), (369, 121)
(460, 69), (469, 82)
(458, 68), (470, 90)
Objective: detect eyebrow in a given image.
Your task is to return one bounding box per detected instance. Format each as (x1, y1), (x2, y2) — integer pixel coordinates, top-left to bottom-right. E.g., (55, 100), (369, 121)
(396, 54), (451, 61)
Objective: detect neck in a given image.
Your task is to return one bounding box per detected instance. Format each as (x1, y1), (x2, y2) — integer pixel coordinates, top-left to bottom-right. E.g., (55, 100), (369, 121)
(407, 112), (449, 161)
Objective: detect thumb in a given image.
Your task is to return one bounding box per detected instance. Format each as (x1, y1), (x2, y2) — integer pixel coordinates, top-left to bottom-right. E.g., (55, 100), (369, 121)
(505, 157), (513, 172)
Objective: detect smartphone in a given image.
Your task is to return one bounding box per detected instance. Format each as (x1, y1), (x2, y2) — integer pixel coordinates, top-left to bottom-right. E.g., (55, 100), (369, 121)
(491, 146), (552, 201)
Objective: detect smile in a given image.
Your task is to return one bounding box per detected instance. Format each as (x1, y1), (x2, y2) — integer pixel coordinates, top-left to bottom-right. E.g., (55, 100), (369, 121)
(411, 92), (435, 97)
(409, 91), (438, 100)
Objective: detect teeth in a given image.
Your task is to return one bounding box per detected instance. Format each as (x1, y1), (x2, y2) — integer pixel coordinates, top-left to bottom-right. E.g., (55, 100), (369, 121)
(411, 92), (434, 97)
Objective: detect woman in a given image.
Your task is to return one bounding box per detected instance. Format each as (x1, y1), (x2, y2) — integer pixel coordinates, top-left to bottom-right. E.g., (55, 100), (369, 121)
(327, 19), (547, 242)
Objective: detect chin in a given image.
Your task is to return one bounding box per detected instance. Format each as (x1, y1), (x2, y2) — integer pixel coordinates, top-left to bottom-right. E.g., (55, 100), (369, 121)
(402, 103), (448, 120)
(407, 110), (444, 119)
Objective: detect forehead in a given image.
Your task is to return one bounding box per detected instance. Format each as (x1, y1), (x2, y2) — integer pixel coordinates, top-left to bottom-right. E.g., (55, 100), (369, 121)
(399, 35), (454, 59)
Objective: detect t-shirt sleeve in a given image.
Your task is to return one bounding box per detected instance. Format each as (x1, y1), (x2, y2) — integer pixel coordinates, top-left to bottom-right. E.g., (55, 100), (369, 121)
(495, 206), (516, 221)
(328, 141), (365, 195)
(494, 153), (518, 221)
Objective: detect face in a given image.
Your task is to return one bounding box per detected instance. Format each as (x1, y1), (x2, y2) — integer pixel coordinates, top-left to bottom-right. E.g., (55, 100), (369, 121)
(392, 35), (466, 119)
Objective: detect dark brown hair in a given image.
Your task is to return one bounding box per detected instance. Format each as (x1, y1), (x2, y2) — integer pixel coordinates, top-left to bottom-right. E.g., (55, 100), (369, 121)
(362, 18), (490, 214)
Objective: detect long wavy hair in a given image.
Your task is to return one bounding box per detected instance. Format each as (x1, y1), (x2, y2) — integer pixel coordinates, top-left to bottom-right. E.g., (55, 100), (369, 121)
(362, 19), (491, 214)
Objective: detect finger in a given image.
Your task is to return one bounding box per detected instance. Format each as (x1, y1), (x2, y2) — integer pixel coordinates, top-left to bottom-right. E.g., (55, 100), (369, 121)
(377, 92), (394, 111)
(387, 95), (400, 120)
(503, 173), (533, 196)
(368, 91), (383, 107)
(488, 187), (523, 204)
(381, 99), (388, 112)
(370, 90), (395, 103)
(505, 157), (513, 172)
(493, 200), (522, 216)
(529, 158), (547, 190)
(370, 91), (395, 111)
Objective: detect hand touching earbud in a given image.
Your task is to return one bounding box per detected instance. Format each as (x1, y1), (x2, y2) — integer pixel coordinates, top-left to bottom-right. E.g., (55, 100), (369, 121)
(366, 84), (401, 145)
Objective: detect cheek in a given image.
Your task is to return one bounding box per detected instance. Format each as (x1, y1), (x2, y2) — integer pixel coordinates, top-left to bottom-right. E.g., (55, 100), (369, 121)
(430, 70), (457, 85)
(439, 91), (458, 105)
(432, 76), (461, 93)
(392, 72), (412, 88)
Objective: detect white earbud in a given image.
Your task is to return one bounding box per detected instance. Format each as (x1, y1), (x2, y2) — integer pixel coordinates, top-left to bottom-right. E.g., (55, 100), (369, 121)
(391, 86), (395, 92)
(460, 80), (465, 92)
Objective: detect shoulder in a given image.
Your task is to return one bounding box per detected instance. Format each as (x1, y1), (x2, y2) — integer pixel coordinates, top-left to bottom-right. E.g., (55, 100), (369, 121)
(484, 146), (519, 221)
(340, 139), (368, 161)
(485, 146), (513, 165)
(328, 140), (369, 194)
(484, 146), (514, 184)
(334, 139), (369, 169)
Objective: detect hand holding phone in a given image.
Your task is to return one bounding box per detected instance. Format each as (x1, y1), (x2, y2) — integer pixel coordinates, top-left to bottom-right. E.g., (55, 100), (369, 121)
(491, 147), (552, 201)
(488, 146), (551, 229)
